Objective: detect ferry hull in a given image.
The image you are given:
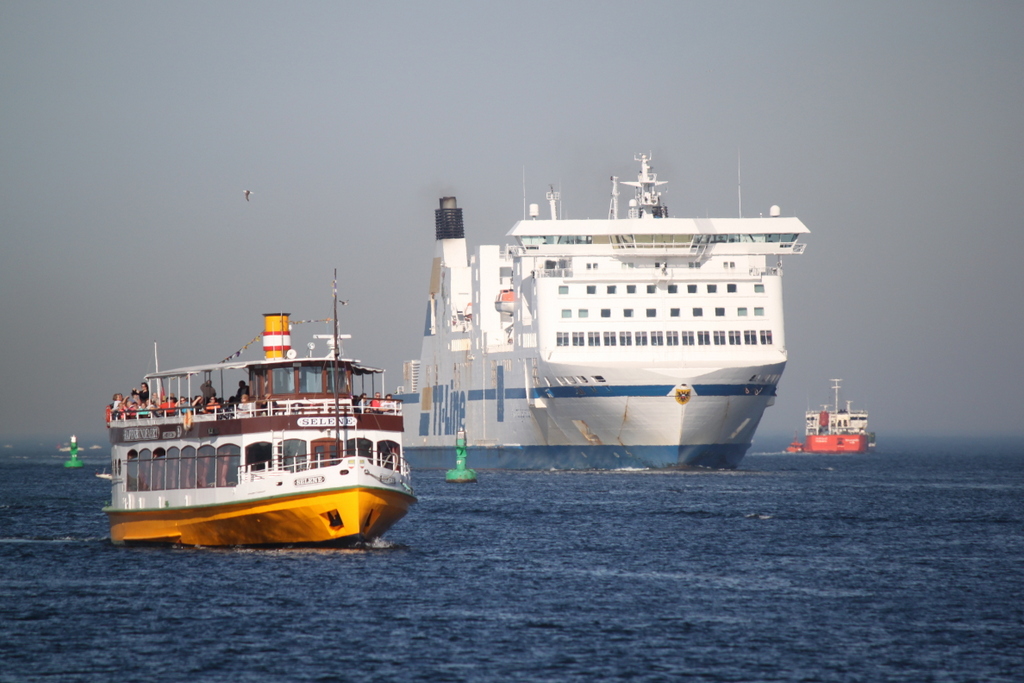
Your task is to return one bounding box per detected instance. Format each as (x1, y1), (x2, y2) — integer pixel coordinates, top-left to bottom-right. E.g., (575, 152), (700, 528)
(405, 442), (750, 470)
(803, 434), (870, 454)
(105, 487), (415, 546)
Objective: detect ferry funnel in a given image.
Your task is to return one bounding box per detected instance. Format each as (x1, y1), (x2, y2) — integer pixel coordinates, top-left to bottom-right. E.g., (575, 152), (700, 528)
(435, 197), (464, 240)
(262, 313), (292, 359)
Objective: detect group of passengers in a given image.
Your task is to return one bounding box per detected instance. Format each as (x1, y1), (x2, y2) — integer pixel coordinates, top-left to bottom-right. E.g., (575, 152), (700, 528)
(352, 392), (398, 415)
(107, 380), (252, 421)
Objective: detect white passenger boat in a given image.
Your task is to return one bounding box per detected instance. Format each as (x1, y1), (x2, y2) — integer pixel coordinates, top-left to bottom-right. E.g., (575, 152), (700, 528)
(104, 313), (415, 545)
(400, 154), (809, 469)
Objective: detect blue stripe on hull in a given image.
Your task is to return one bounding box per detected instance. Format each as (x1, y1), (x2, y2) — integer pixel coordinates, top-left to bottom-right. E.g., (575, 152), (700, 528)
(405, 443), (749, 471)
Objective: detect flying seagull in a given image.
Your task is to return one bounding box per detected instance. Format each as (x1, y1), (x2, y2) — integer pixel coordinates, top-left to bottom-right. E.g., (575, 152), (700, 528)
(243, 190), (252, 201)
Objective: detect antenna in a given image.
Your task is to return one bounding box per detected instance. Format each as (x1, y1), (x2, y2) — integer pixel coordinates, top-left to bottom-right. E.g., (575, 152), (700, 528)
(608, 175), (619, 219)
(737, 149), (742, 218)
(522, 166), (526, 220)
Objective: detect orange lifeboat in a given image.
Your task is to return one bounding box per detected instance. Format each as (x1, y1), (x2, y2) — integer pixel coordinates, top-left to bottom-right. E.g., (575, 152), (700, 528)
(494, 289), (515, 315)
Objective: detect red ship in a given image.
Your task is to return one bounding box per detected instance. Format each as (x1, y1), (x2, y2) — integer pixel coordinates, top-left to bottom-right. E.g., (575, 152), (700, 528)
(786, 379), (875, 454)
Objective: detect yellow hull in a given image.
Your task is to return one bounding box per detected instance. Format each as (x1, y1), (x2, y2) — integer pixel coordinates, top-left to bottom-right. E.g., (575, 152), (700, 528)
(105, 486), (414, 546)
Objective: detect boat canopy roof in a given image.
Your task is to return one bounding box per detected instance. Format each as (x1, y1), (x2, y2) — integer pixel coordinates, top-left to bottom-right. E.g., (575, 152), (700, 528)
(145, 357), (383, 381)
(507, 216), (809, 238)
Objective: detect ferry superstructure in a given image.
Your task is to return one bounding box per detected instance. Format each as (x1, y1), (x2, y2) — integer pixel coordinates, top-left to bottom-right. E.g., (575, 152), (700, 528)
(104, 313), (415, 546)
(401, 155), (809, 469)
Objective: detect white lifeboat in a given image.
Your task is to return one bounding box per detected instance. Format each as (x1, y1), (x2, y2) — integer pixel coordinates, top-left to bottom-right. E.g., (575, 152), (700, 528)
(494, 289), (515, 315)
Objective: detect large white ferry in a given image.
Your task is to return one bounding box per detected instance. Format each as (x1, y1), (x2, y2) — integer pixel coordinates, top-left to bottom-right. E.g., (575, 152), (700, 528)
(104, 312), (416, 545)
(400, 154), (809, 469)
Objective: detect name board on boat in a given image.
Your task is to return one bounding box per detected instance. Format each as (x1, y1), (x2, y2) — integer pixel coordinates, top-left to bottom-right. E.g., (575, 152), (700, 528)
(296, 416), (358, 428)
(294, 475), (325, 486)
(120, 425), (185, 442)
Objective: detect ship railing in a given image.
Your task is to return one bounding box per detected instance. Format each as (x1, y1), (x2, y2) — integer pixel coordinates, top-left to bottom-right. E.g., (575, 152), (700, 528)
(749, 266), (781, 277)
(533, 268), (573, 278)
(502, 244), (526, 258)
(239, 447), (411, 479)
(107, 399), (402, 425)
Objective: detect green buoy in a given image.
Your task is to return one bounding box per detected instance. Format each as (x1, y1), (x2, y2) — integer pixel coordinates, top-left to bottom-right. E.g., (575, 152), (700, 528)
(445, 429), (477, 483)
(63, 434), (83, 469)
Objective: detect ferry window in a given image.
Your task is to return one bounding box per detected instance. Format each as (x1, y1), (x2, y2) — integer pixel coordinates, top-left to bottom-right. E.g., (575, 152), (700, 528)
(572, 332), (585, 347)
(687, 284), (697, 294)
(693, 308), (703, 317)
(714, 331), (726, 345)
(378, 440), (400, 470)
(151, 448), (166, 491)
(587, 285), (596, 294)
(272, 367), (294, 394)
(646, 285), (656, 294)
(138, 449), (152, 492)
(601, 309), (611, 318)
(646, 309), (656, 318)
(250, 368), (267, 398)
(217, 444), (240, 487)
(606, 285), (617, 294)
(627, 285), (636, 294)
(247, 442), (273, 472)
(603, 332), (617, 346)
(667, 331), (679, 346)
(578, 309), (589, 318)
(635, 332), (648, 346)
(651, 332), (664, 346)
(760, 330), (773, 345)
(345, 438), (373, 459)
(707, 284), (717, 294)
(715, 308), (725, 317)
(754, 307), (765, 316)
(180, 446), (196, 488)
(588, 332), (601, 346)
(624, 309), (634, 318)
(754, 284), (765, 293)
(697, 331), (710, 345)
(668, 285), (678, 294)
(165, 447), (180, 490)
(556, 332), (569, 347)
(326, 366), (350, 395)
(562, 309), (572, 318)
(312, 439), (340, 468)
(670, 308), (680, 317)
(126, 449), (139, 492)
(727, 284), (737, 293)
(729, 331), (741, 345)
(559, 286), (569, 295)
(619, 332), (633, 346)
(197, 445), (216, 488)
(744, 330), (758, 345)
(284, 439), (307, 471)
(299, 366), (324, 394)
(681, 331), (695, 346)
(738, 307), (748, 316)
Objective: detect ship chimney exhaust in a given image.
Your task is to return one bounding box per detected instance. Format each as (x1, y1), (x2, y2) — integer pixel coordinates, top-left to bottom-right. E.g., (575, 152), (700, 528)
(435, 197), (465, 240)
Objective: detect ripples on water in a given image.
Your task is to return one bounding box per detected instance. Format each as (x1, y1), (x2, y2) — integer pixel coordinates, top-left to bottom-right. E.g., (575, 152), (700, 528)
(1, 440), (1022, 682)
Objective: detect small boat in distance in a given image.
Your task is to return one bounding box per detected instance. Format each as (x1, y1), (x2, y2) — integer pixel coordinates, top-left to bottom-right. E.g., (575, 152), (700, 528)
(786, 379), (874, 453)
(103, 312), (416, 546)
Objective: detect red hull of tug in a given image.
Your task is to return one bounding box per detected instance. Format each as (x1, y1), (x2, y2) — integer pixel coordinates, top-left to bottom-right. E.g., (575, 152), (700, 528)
(802, 434), (870, 454)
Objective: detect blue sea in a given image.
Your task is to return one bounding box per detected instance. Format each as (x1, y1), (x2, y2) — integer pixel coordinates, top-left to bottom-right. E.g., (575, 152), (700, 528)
(1, 437), (1022, 682)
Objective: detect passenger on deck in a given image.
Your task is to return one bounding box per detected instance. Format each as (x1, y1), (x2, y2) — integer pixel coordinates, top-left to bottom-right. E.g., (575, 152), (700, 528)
(237, 394), (255, 416)
(382, 393), (397, 414)
(138, 382), (150, 404)
(159, 396), (175, 417)
(234, 380), (250, 402)
(370, 392), (382, 413)
(205, 396), (221, 414)
(354, 393), (366, 414)
(200, 380), (216, 404)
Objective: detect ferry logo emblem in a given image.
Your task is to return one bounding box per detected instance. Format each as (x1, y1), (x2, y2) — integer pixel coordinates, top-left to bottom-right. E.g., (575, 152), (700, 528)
(674, 387), (691, 405)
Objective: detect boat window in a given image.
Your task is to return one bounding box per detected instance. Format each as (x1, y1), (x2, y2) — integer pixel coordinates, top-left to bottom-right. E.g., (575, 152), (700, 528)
(249, 368), (267, 398)
(646, 309), (656, 318)
(738, 307), (748, 316)
(754, 284), (765, 293)
(246, 442), (273, 472)
(378, 440), (400, 470)
(283, 439), (307, 472)
(197, 445), (216, 488)
(325, 366), (351, 395)
(165, 447), (180, 490)
(138, 449), (152, 492)
(670, 308), (680, 317)
(687, 284), (697, 293)
(272, 367), (294, 394)
(627, 285), (636, 294)
(151, 448), (167, 491)
(125, 449), (139, 492)
(345, 438), (373, 459)
(180, 446), (196, 489)
(299, 366), (324, 394)
(216, 444), (240, 487)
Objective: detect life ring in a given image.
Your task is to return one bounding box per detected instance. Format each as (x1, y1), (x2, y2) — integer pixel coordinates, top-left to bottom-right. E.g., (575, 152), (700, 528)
(182, 411), (193, 431)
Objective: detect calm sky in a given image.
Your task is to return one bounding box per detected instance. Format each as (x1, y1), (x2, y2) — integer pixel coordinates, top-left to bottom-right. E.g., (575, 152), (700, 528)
(2, 1), (1022, 442)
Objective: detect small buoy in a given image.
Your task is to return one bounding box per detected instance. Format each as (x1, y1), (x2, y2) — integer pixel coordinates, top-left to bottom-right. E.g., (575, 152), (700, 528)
(63, 435), (84, 469)
(445, 430), (477, 483)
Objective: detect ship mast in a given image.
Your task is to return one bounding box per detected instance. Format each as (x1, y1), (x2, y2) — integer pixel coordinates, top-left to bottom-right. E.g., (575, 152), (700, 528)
(621, 153), (668, 218)
(830, 378), (842, 413)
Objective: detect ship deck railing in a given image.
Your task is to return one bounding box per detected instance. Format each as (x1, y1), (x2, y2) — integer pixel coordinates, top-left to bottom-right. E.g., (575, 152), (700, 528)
(107, 398), (402, 425)
(239, 447), (411, 479)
